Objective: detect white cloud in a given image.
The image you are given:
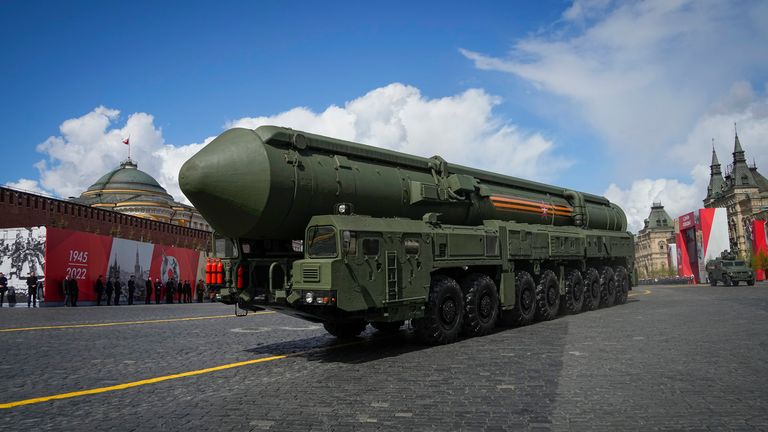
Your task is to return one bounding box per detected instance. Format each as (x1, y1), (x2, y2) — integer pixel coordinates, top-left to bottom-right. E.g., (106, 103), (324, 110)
(230, 83), (570, 181)
(605, 164), (709, 233)
(461, 0), (768, 173)
(463, 0), (768, 230)
(3, 178), (49, 196)
(20, 106), (213, 203)
(19, 83), (569, 207)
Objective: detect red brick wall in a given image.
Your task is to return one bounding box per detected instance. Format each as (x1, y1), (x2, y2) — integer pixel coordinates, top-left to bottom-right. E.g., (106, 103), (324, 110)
(0, 187), (210, 250)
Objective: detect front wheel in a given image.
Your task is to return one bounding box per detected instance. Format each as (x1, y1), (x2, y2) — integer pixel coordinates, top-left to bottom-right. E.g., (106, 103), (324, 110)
(460, 273), (499, 337)
(709, 274), (717, 286)
(499, 271), (536, 327)
(599, 267), (616, 307)
(413, 275), (464, 345)
(748, 279), (755, 286)
(614, 266), (630, 305)
(535, 270), (560, 321)
(562, 269), (584, 314)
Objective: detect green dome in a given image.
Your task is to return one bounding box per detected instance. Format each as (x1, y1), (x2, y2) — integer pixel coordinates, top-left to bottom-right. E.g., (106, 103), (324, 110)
(86, 159), (169, 195)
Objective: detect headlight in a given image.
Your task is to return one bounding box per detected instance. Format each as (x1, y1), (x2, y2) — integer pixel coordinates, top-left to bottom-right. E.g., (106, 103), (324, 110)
(305, 292), (314, 303)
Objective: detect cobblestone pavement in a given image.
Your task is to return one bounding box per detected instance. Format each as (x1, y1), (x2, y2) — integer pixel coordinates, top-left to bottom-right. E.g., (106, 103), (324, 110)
(1, 283), (767, 431)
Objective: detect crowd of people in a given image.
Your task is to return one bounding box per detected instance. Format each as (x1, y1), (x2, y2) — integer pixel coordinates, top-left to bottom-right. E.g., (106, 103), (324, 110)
(87, 276), (211, 306)
(0, 271), (215, 307)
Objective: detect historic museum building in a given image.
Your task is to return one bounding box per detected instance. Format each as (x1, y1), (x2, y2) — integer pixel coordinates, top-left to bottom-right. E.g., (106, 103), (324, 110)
(634, 202), (675, 279)
(704, 132), (768, 254)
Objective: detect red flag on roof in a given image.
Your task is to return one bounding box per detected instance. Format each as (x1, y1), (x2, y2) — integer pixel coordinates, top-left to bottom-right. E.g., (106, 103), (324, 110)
(122, 137), (130, 145)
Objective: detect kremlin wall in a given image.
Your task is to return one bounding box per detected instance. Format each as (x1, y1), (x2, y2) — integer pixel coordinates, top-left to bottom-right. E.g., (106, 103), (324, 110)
(0, 158), (212, 306)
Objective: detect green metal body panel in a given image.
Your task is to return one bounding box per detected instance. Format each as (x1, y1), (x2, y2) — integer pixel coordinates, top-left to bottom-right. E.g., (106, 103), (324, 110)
(180, 126), (627, 241)
(181, 126), (635, 325)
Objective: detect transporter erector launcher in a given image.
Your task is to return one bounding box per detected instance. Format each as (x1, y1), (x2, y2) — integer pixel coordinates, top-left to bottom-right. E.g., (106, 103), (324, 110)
(180, 126), (634, 344)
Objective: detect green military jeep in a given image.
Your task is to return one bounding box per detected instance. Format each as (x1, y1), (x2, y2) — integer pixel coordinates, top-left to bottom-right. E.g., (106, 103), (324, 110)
(706, 251), (755, 286)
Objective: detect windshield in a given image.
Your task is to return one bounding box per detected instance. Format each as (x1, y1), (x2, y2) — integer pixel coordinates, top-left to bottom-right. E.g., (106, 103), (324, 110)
(723, 262), (733, 267)
(307, 226), (337, 258)
(734, 261), (746, 266)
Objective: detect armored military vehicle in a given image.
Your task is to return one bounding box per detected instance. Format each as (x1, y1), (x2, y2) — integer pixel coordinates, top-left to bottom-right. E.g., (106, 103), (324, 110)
(180, 126), (635, 344)
(706, 251), (755, 286)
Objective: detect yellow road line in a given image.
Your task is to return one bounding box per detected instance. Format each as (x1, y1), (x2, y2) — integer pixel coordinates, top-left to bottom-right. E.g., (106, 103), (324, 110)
(628, 289), (652, 297)
(0, 340), (362, 409)
(0, 311), (274, 333)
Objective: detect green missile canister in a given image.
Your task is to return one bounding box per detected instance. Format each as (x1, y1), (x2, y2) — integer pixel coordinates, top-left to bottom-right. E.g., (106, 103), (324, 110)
(179, 126), (627, 240)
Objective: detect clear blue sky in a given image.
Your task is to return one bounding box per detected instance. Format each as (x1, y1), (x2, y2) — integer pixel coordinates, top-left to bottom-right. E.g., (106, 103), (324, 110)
(2, 1), (766, 232)
(0, 0), (589, 182)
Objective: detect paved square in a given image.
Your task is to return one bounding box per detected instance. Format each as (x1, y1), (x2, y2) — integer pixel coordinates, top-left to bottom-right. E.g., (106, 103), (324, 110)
(1, 284), (767, 431)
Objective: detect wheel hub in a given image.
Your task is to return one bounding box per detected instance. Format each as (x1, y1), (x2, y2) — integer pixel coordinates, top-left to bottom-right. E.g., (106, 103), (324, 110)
(479, 294), (492, 318)
(521, 288), (533, 312)
(440, 298), (457, 324)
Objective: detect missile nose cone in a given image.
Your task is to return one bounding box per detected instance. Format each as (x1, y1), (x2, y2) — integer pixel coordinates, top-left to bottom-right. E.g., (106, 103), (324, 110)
(178, 128), (270, 238)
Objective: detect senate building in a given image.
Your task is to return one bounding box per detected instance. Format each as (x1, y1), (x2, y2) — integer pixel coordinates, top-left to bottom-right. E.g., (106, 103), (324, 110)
(71, 158), (211, 232)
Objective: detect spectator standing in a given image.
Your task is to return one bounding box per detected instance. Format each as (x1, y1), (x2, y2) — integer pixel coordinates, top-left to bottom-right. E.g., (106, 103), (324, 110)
(105, 277), (114, 305)
(154, 278), (162, 304)
(67, 276), (79, 307)
(165, 278), (175, 304)
(176, 279), (183, 303)
(62, 276), (71, 306)
(0, 272), (7, 307)
(144, 279), (152, 304)
(114, 277), (122, 306)
(94, 275), (104, 306)
(127, 276), (136, 305)
(182, 280), (190, 303)
(26, 272), (39, 308)
(196, 279), (205, 303)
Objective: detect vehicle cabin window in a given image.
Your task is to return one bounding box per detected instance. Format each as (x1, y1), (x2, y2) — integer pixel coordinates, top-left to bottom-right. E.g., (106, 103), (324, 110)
(342, 230), (357, 255)
(734, 261), (745, 266)
(307, 226), (338, 258)
(723, 262), (733, 267)
(404, 238), (420, 256)
(362, 238), (380, 256)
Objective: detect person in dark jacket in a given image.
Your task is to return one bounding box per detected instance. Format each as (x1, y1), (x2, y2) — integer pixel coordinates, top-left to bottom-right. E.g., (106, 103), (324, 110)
(94, 275), (105, 306)
(176, 279), (183, 303)
(114, 277), (122, 305)
(196, 279), (205, 303)
(67, 276), (79, 307)
(154, 278), (162, 304)
(144, 279), (152, 304)
(127, 276), (136, 305)
(165, 278), (175, 304)
(105, 277), (114, 305)
(0, 272), (7, 307)
(26, 272), (39, 308)
(182, 280), (190, 303)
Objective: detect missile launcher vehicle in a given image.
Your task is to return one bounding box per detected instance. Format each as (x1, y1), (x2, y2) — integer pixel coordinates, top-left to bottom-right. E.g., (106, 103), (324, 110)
(180, 126), (635, 344)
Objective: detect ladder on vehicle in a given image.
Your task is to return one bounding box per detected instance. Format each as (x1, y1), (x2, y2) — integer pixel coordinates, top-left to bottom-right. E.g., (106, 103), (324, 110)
(385, 251), (398, 301)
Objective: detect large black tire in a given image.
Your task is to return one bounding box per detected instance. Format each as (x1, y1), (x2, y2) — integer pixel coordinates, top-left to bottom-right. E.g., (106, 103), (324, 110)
(722, 275), (732, 286)
(748, 279), (755, 286)
(413, 275), (464, 345)
(460, 273), (499, 337)
(732, 279), (740, 286)
(323, 320), (367, 339)
(562, 269), (584, 314)
(599, 266), (616, 307)
(582, 268), (600, 312)
(535, 270), (560, 321)
(614, 266), (629, 305)
(709, 274), (717, 286)
(371, 321), (404, 333)
(499, 271), (536, 327)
